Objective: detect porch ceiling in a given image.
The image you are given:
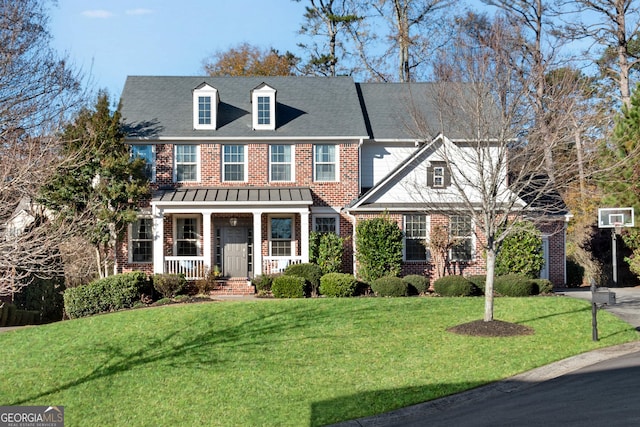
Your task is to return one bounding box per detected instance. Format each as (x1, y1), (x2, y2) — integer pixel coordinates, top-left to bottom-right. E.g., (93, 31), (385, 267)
(152, 187), (313, 205)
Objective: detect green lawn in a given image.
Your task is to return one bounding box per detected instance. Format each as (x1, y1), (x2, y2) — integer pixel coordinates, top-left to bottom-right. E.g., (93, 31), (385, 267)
(0, 297), (637, 426)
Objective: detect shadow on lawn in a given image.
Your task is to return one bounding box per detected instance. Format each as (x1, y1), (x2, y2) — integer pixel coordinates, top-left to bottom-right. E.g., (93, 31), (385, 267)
(8, 303), (349, 406)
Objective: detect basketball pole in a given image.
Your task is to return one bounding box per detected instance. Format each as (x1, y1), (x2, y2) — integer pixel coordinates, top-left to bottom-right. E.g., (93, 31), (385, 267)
(612, 227), (617, 287)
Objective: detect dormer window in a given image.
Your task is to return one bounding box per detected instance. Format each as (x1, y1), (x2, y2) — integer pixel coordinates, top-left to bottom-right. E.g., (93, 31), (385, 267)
(193, 83), (218, 130)
(251, 83), (276, 130)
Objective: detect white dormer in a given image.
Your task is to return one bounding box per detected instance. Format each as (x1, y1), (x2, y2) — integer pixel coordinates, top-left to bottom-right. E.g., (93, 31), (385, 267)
(251, 83), (276, 130)
(193, 83), (218, 130)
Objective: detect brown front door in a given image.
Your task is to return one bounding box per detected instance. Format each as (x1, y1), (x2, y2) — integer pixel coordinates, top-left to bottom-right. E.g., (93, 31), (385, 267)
(222, 226), (248, 277)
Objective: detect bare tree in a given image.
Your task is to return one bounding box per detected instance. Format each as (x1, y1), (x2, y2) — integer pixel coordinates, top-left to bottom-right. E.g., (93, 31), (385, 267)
(559, 0), (640, 109)
(408, 17), (566, 322)
(0, 0), (84, 297)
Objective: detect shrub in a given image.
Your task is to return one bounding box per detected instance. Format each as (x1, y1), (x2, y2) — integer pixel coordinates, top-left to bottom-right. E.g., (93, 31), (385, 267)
(284, 263), (322, 296)
(319, 273), (358, 297)
(566, 258), (585, 288)
(532, 279), (554, 294)
(402, 275), (429, 295)
(0, 303), (10, 326)
(466, 275), (486, 293)
(371, 276), (408, 297)
(153, 273), (186, 298)
(64, 272), (151, 319)
(310, 231), (346, 274)
(252, 274), (278, 292)
(194, 266), (221, 295)
(495, 221), (544, 278)
(271, 276), (306, 298)
(494, 274), (537, 297)
(433, 275), (476, 297)
(13, 275), (65, 323)
(355, 216), (403, 282)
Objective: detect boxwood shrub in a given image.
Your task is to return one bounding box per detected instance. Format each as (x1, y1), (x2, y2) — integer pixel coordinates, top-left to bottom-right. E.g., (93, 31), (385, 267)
(284, 263), (322, 296)
(319, 273), (358, 297)
(371, 276), (408, 297)
(532, 279), (554, 294)
(271, 275), (306, 298)
(402, 274), (430, 295)
(493, 274), (537, 297)
(64, 271), (152, 319)
(466, 275), (486, 293)
(433, 275), (476, 297)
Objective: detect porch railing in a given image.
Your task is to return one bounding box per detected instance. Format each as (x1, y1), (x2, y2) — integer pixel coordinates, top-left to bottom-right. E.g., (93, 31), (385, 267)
(164, 257), (206, 281)
(262, 256), (303, 274)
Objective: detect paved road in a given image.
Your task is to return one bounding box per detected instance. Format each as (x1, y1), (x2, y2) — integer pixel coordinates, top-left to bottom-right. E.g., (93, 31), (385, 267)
(335, 287), (640, 427)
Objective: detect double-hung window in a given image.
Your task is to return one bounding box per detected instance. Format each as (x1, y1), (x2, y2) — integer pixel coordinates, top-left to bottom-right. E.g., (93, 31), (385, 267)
(270, 145), (293, 181)
(223, 145), (246, 182)
(176, 217), (199, 256)
(131, 144), (155, 181)
(314, 144), (338, 181)
(450, 215), (473, 261)
(175, 145), (198, 182)
(198, 96), (211, 125)
(193, 83), (217, 130)
(258, 96), (270, 125)
(313, 216), (337, 234)
(404, 214), (429, 261)
(130, 218), (153, 263)
(433, 167), (444, 187)
(270, 217), (293, 256)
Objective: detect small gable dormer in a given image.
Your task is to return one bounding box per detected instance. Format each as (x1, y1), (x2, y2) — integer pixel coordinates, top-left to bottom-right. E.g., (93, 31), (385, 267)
(193, 83), (218, 130)
(251, 83), (276, 130)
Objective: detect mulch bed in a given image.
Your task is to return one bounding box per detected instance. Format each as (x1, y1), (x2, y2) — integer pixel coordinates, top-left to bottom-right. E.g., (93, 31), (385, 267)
(447, 319), (535, 337)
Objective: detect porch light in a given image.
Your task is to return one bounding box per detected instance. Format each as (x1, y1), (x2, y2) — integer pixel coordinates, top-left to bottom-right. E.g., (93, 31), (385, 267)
(229, 217), (238, 227)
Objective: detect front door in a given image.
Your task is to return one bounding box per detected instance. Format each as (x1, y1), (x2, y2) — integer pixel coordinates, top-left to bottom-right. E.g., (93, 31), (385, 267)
(223, 226), (248, 277)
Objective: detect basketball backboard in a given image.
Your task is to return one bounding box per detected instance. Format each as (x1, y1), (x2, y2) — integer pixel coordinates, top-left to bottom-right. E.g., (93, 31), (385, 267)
(598, 207), (634, 228)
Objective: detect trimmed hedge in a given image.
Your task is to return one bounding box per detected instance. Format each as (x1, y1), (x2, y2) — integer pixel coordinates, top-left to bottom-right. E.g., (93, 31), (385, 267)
(402, 275), (429, 295)
(284, 263), (322, 296)
(319, 273), (358, 297)
(64, 272), (152, 319)
(466, 275), (486, 293)
(532, 279), (554, 294)
(153, 273), (186, 298)
(271, 275), (306, 298)
(433, 275), (476, 297)
(371, 276), (408, 297)
(493, 274), (537, 297)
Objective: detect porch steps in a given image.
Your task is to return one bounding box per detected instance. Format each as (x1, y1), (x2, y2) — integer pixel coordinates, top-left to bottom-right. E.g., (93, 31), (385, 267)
(210, 278), (256, 296)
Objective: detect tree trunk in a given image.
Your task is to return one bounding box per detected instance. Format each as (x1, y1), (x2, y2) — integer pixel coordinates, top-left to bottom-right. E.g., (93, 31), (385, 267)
(484, 248), (496, 322)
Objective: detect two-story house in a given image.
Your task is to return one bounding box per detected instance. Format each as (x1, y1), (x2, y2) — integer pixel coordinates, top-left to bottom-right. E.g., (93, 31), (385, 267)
(117, 76), (567, 294)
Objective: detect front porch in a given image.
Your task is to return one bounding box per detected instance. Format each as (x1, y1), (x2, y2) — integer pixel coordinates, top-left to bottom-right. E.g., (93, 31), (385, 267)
(151, 187), (314, 283)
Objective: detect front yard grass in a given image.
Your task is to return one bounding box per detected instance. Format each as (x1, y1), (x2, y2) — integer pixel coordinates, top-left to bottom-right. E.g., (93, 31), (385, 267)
(0, 296), (637, 426)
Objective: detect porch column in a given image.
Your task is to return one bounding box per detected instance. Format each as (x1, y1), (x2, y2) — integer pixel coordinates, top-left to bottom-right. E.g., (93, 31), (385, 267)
(253, 211), (263, 275)
(152, 205), (164, 274)
(202, 212), (212, 272)
(300, 209), (309, 263)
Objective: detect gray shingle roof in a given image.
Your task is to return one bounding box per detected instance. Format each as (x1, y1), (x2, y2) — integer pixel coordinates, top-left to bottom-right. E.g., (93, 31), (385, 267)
(120, 76), (369, 140)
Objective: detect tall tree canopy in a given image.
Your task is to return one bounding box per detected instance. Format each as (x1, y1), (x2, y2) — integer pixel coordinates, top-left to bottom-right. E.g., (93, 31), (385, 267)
(202, 43), (299, 76)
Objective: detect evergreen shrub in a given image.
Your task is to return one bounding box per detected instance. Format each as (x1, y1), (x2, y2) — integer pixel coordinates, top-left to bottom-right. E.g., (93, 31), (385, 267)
(433, 275), (476, 297)
(466, 275), (486, 293)
(272, 275), (306, 298)
(494, 274), (537, 297)
(402, 275), (429, 295)
(319, 273), (358, 297)
(355, 216), (403, 282)
(64, 271), (151, 319)
(284, 263), (322, 296)
(252, 274), (278, 292)
(371, 276), (408, 297)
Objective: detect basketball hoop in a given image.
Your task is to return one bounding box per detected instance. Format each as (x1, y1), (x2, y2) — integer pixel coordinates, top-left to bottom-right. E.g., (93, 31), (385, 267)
(614, 222), (623, 236)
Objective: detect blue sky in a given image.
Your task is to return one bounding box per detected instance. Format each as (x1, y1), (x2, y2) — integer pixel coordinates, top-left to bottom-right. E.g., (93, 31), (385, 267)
(50, 0), (308, 98)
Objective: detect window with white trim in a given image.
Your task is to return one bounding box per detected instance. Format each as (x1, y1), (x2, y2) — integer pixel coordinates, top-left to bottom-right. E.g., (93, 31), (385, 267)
(130, 217), (153, 263)
(433, 167), (444, 187)
(223, 145), (246, 182)
(427, 161), (450, 188)
(131, 144), (155, 182)
(174, 145), (199, 182)
(175, 217), (200, 256)
(270, 145), (293, 182)
(313, 216), (338, 234)
(270, 217), (293, 256)
(404, 214), (430, 261)
(251, 84), (276, 130)
(193, 84), (218, 130)
(450, 215), (473, 261)
(314, 144), (338, 182)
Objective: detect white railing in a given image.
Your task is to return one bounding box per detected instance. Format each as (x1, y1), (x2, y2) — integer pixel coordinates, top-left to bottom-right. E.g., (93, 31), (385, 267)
(164, 257), (206, 280)
(262, 256), (303, 274)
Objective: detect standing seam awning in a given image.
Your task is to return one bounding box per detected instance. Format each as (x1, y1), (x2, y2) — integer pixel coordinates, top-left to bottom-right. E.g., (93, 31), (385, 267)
(152, 187), (314, 205)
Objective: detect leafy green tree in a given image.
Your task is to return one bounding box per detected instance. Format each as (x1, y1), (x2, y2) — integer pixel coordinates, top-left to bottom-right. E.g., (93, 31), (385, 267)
(495, 221), (544, 278)
(355, 215), (403, 282)
(309, 231), (345, 274)
(39, 92), (149, 277)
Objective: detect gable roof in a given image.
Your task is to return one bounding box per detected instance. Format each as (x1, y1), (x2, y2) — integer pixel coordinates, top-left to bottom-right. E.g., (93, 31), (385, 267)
(120, 76), (369, 140)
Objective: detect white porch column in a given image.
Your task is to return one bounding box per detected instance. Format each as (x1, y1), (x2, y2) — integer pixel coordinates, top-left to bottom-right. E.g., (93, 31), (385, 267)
(152, 205), (164, 274)
(253, 211), (263, 275)
(300, 209), (309, 263)
(202, 211), (212, 272)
